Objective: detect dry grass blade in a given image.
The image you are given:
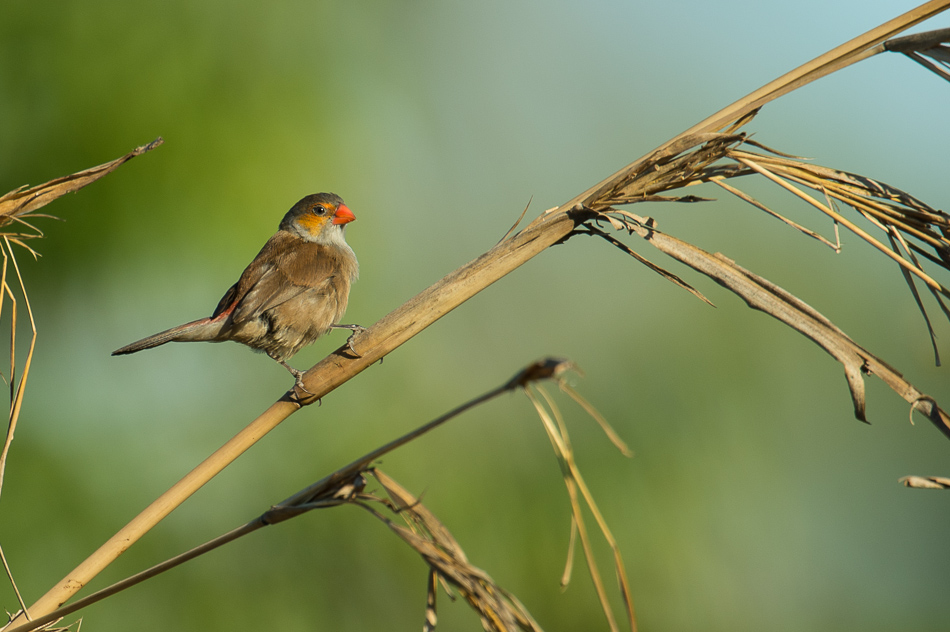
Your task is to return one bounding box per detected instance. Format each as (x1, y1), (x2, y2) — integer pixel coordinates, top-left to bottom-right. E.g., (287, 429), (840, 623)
(0, 544), (28, 623)
(884, 27), (950, 82)
(885, 228), (950, 327)
(557, 381), (632, 457)
(725, 149), (948, 242)
(498, 197), (533, 245)
(0, 138), (163, 224)
(613, 221), (950, 435)
(578, 223), (715, 308)
(362, 469), (545, 632)
(899, 475), (950, 489)
(527, 386), (616, 629)
(899, 474), (950, 489)
(0, 240), (36, 500)
(524, 383), (636, 632)
(726, 150), (950, 299)
(560, 517), (579, 588)
(709, 177), (842, 251)
(586, 130), (950, 375)
(886, 232), (942, 366)
(710, 147), (950, 364)
(898, 476), (950, 489)
(594, 132), (747, 210)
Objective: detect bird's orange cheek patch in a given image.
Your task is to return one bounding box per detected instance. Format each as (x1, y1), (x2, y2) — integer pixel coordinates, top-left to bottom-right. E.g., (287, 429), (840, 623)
(297, 214), (327, 235)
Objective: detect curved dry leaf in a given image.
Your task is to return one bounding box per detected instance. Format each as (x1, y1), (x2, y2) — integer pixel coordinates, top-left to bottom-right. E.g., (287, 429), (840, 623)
(0, 138), (163, 223)
(624, 224), (950, 437)
(899, 475), (950, 489)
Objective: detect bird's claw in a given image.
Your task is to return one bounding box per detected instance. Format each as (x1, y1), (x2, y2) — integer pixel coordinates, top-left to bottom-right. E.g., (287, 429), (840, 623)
(289, 374), (320, 405)
(332, 323), (367, 357)
(345, 326), (367, 356)
(274, 356), (314, 398)
(292, 372), (314, 396)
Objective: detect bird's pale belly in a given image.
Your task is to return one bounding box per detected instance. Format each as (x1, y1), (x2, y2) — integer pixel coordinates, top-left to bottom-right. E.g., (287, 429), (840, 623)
(226, 294), (345, 360)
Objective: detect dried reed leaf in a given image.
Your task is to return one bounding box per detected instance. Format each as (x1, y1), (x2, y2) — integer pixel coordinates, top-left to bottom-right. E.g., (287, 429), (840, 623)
(578, 127), (948, 426)
(526, 384), (637, 631)
(0, 545), (27, 623)
(734, 155), (950, 299)
(525, 387), (621, 632)
(0, 241), (36, 499)
(726, 149), (947, 227)
(582, 131), (950, 377)
(886, 232), (942, 366)
(885, 27), (950, 82)
(0, 138), (163, 224)
(739, 137), (809, 159)
(558, 382), (632, 457)
(581, 222), (715, 308)
(899, 475), (950, 489)
(560, 517), (578, 589)
(366, 469), (545, 632)
(498, 197), (533, 245)
(580, 119), (950, 353)
(700, 146), (950, 364)
(0, 142), (165, 617)
(624, 225), (950, 436)
(599, 133), (747, 208)
(710, 177), (841, 251)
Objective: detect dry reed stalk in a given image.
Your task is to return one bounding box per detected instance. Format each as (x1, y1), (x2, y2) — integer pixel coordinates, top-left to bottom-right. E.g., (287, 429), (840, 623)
(7, 3), (950, 628)
(6, 359), (624, 632)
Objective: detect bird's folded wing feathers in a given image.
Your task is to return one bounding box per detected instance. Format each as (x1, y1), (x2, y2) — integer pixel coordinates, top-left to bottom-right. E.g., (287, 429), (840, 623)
(232, 268), (333, 324)
(222, 237), (342, 325)
(212, 282), (240, 318)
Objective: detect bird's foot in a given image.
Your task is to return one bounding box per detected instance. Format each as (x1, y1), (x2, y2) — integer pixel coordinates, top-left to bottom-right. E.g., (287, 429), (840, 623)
(273, 356), (313, 396)
(332, 323), (367, 357)
(290, 368), (314, 396)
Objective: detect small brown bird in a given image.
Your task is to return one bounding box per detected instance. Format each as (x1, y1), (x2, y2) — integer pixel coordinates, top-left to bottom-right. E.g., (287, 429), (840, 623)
(113, 193), (360, 391)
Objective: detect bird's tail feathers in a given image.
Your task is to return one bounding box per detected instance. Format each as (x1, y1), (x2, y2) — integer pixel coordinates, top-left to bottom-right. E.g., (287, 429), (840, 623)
(112, 317), (227, 355)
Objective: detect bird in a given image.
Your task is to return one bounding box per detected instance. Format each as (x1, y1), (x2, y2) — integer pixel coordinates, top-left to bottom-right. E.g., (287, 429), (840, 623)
(113, 192), (361, 393)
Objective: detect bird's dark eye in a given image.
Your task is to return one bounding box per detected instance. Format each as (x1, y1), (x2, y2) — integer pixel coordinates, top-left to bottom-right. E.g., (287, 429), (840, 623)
(312, 205), (327, 216)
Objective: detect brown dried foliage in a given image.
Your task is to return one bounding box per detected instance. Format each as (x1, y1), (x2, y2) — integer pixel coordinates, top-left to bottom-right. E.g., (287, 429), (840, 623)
(566, 128), (950, 436)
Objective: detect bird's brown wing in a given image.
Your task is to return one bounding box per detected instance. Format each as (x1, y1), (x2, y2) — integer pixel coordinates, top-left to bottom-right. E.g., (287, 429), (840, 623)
(222, 234), (344, 325)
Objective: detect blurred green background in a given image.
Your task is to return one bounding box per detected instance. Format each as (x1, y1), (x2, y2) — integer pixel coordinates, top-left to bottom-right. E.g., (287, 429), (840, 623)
(1, 1), (948, 630)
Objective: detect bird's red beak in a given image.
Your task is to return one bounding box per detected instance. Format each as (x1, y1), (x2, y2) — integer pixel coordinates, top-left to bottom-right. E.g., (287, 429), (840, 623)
(333, 204), (356, 225)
